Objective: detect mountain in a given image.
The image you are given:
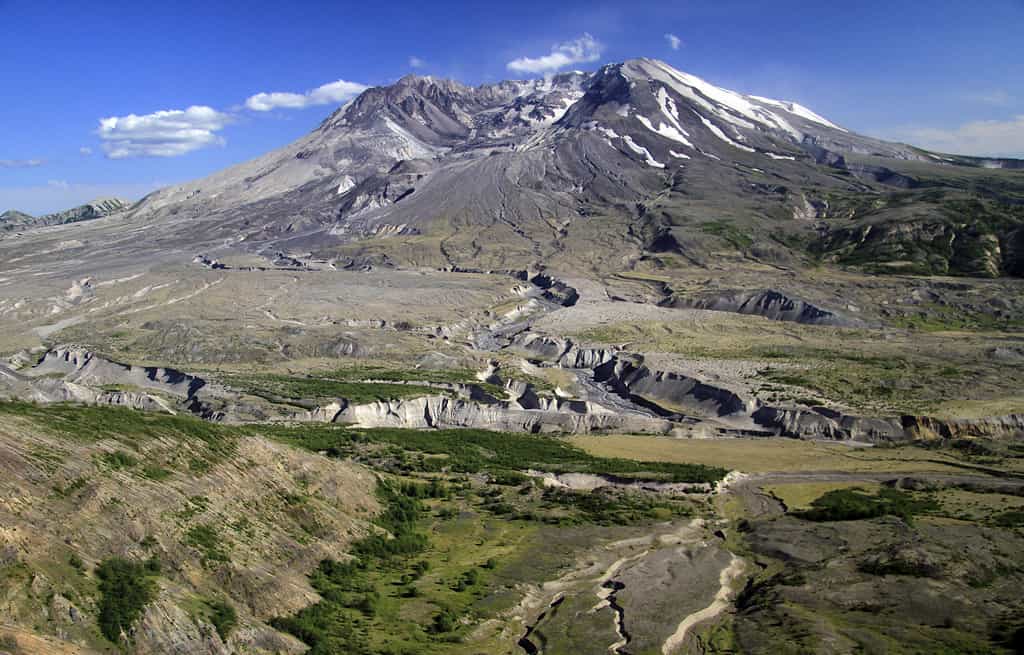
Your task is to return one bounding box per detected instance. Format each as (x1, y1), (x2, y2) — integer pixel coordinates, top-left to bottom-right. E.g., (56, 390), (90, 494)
(121, 58), (1024, 278)
(0, 209), (35, 229)
(0, 198), (131, 232)
(2, 58), (1024, 655)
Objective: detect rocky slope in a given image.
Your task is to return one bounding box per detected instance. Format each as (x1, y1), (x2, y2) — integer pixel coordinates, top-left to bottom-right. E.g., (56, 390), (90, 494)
(0, 403), (378, 654)
(0, 198), (130, 232)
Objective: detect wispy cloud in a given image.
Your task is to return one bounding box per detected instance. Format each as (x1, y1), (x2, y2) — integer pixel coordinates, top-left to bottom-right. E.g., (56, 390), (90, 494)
(0, 158), (45, 168)
(966, 89), (1012, 106)
(79, 146), (93, 156)
(98, 106), (232, 159)
(507, 33), (603, 75)
(889, 115), (1024, 158)
(408, 56), (426, 69)
(665, 33), (682, 50)
(244, 78), (368, 112)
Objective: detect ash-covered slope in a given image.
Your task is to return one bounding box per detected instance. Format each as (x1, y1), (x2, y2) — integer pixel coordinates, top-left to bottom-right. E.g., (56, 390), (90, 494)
(100, 59), (1023, 275)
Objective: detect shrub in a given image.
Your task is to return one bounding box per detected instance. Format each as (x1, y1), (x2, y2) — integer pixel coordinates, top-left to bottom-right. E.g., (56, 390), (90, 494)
(101, 450), (138, 470)
(797, 487), (937, 522)
(993, 510), (1024, 528)
(95, 557), (158, 642)
(184, 525), (230, 565)
(430, 608), (458, 634)
(207, 600), (237, 641)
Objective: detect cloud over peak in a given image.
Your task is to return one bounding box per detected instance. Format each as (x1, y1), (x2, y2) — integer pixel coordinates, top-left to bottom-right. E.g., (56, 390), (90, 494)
(245, 78), (368, 112)
(507, 33), (603, 75)
(665, 33), (682, 50)
(98, 105), (231, 159)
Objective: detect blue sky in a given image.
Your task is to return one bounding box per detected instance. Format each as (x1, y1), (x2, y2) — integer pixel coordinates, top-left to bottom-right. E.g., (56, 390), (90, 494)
(2, 0), (1023, 214)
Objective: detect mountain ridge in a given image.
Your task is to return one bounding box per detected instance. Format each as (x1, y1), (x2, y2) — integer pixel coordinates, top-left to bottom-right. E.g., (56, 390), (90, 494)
(0, 198), (131, 232)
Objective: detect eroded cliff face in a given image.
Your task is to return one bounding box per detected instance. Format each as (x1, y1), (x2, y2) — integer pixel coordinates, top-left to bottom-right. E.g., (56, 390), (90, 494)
(6, 344), (1024, 444)
(902, 414), (1024, 441)
(327, 394), (671, 434)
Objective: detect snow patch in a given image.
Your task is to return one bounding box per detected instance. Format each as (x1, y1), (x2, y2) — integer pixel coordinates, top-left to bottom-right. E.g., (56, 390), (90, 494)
(336, 175), (356, 195)
(636, 115), (694, 148)
(669, 150), (691, 159)
(695, 113), (755, 152)
(621, 135), (665, 168)
(765, 152), (796, 160)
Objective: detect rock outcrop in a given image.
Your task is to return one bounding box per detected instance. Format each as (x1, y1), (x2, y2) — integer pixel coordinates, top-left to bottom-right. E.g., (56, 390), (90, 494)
(665, 289), (862, 327)
(0, 198), (129, 232)
(751, 406), (906, 442)
(902, 414), (1024, 440)
(328, 394), (671, 434)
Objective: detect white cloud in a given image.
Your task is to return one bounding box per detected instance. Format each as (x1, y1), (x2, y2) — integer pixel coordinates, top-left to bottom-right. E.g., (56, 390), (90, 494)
(245, 78), (368, 112)
(47, 180), (70, 190)
(79, 146), (93, 156)
(0, 158), (45, 168)
(665, 33), (682, 50)
(408, 56), (426, 69)
(966, 89), (1012, 106)
(98, 105), (231, 159)
(890, 115), (1024, 158)
(507, 33), (603, 75)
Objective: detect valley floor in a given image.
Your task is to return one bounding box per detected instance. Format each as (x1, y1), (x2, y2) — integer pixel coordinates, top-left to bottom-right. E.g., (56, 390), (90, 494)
(1, 402), (1022, 654)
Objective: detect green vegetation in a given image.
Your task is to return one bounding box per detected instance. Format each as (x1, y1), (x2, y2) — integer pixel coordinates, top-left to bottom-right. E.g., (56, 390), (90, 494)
(271, 483), (430, 654)
(797, 487), (938, 522)
(95, 557), (159, 643)
(994, 510), (1024, 528)
(324, 365), (477, 387)
(221, 372), (440, 405)
(699, 220), (754, 250)
(266, 424), (726, 483)
(184, 525), (231, 566)
(99, 450), (138, 469)
(533, 486), (691, 525)
(892, 304), (1024, 332)
(207, 599), (237, 641)
(0, 401), (236, 467)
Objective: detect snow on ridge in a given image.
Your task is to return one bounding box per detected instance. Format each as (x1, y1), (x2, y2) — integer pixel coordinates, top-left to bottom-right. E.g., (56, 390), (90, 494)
(621, 135), (665, 168)
(765, 152), (795, 161)
(669, 150), (691, 159)
(694, 112), (755, 153)
(657, 88), (681, 124)
(651, 61), (762, 126)
(628, 59), (821, 139)
(636, 115), (694, 148)
(750, 96), (847, 132)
